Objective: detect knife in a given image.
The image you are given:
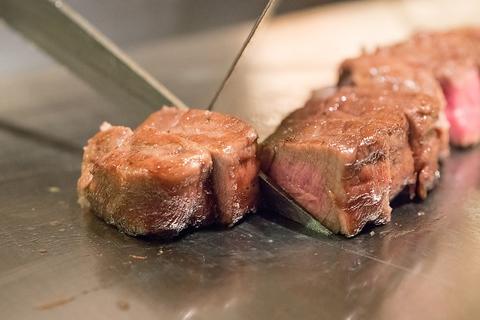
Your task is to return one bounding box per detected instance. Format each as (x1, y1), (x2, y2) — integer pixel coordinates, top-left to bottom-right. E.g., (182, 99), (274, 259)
(0, 0), (187, 110)
(0, 0), (331, 236)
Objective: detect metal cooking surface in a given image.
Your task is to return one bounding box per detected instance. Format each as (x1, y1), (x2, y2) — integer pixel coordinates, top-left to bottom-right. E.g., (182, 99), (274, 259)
(3, 136), (480, 319)
(2, 2), (480, 319)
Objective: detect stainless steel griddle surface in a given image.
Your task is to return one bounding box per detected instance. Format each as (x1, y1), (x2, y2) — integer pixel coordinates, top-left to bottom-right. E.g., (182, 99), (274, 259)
(2, 2), (480, 319)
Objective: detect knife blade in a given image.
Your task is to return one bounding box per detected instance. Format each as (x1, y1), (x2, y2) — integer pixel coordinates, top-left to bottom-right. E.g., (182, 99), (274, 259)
(1, 0), (330, 235)
(0, 0), (187, 110)
(208, 0), (277, 111)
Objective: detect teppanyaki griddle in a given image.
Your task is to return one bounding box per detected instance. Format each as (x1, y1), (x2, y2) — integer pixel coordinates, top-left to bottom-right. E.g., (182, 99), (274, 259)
(1, 1), (480, 319)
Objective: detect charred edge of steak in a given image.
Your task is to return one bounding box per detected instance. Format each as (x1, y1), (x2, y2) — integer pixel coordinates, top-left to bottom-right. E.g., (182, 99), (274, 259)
(78, 109), (260, 238)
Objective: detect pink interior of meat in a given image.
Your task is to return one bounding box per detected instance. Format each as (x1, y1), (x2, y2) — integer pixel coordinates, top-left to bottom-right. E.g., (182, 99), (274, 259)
(269, 153), (332, 224)
(442, 69), (480, 146)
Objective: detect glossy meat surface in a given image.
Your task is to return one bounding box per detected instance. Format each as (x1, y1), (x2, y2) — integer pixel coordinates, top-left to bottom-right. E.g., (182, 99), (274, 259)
(339, 55), (449, 158)
(340, 28), (480, 147)
(138, 107), (260, 225)
(261, 85), (444, 237)
(262, 92), (400, 236)
(78, 108), (260, 237)
(310, 87), (443, 199)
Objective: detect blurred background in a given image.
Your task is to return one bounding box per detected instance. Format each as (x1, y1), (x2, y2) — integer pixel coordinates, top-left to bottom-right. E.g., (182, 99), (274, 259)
(0, 0), (340, 75)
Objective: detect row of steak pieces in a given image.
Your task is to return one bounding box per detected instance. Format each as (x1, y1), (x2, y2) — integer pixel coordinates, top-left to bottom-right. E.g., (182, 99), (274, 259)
(340, 27), (480, 147)
(78, 107), (259, 237)
(79, 27), (480, 238)
(261, 27), (480, 236)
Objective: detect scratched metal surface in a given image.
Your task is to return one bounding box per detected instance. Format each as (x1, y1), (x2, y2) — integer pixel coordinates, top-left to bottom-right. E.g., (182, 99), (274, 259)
(2, 2), (480, 320)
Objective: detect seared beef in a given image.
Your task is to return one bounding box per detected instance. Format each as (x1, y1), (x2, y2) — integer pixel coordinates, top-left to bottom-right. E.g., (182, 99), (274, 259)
(261, 117), (392, 236)
(314, 87), (442, 199)
(339, 56), (449, 159)
(78, 108), (259, 237)
(340, 28), (480, 147)
(137, 107), (259, 225)
(261, 85), (443, 236)
(262, 90), (404, 236)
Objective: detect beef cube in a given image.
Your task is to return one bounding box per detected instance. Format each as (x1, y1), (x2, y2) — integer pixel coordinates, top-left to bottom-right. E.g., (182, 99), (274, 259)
(78, 125), (214, 236)
(138, 107), (259, 225)
(390, 30), (480, 147)
(78, 108), (259, 237)
(261, 89), (414, 236)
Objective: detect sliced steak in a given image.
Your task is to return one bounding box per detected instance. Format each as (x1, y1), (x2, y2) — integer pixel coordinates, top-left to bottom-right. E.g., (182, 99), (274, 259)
(78, 125), (214, 236)
(261, 84), (445, 236)
(339, 56), (445, 102)
(78, 108), (259, 237)
(441, 66), (480, 147)
(389, 30), (480, 147)
(310, 87), (442, 199)
(261, 88), (417, 236)
(138, 107), (259, 225)
(340, 28), (480, 147)
(339, 54), (449, 158)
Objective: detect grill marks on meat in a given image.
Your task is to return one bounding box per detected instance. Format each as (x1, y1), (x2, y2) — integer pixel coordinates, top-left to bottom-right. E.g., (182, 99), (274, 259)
(340, 28), (480, 147)
(78, 108), (259, 237)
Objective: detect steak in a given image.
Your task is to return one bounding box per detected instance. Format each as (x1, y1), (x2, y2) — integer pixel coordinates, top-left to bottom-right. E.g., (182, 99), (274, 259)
(78, 108), (259, 237)
(340, 28), (480, 147)
(137, 107), (260, 225)
(309, 86), (443, 199)
(260, 86), (443, 236)
(262, 91), (397, 236)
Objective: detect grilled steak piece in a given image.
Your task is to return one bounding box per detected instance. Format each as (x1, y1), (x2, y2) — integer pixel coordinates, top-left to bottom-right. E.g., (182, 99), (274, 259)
(340, 28), (480, 147)
(138, 107), (259, 226)
(261, 88), (417, 236)
(261, 117), (392, 237)
(78, 108), (259, 237)
(78, 123), (133, 210)
(387, 30), (480, 147)
(261, 85), (444, 236)
(79, 125), (214, 236)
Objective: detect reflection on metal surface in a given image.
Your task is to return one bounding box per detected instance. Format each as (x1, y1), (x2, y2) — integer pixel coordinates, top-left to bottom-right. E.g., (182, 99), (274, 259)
(2, 147), (480, 318)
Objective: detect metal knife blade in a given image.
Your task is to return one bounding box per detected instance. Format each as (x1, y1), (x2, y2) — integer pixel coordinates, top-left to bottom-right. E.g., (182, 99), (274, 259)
(1, 0), (329, 235)
(0, 0), (187, 110)
(208, 0), (277, 111)
(259, 173), (332, 235)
